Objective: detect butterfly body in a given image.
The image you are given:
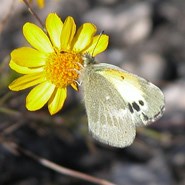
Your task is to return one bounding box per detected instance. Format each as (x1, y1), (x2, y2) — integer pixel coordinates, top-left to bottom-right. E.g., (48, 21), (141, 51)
(80, 54), (165, 148)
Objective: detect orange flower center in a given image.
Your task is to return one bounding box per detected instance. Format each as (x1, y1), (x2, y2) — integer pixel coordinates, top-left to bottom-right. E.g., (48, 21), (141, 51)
(45, 51), (83, 88)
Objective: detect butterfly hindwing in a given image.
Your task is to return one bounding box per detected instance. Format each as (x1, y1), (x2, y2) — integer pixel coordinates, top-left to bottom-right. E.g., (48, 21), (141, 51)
(81, 65), (136, 148)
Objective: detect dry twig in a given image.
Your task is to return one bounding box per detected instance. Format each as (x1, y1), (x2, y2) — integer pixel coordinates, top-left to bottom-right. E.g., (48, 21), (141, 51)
(1, 139), (116, 185)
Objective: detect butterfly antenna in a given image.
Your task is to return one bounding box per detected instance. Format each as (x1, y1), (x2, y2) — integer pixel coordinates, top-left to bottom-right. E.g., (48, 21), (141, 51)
(91, 31), (104, 57)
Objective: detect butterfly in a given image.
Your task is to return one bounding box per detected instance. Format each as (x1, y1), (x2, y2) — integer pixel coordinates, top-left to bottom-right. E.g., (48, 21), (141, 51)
(79, 53), (165, 148)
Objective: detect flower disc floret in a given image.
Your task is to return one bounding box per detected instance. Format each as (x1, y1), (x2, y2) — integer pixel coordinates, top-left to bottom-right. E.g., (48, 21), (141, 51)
(45, 51), (83, 88)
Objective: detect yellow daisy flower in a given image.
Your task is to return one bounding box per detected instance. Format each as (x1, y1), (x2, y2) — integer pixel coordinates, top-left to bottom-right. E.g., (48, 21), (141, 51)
(9, 13), (109, 115)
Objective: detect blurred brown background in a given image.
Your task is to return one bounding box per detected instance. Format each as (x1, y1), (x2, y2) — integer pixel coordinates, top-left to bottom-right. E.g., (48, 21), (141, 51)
(0, 0), (185, 185)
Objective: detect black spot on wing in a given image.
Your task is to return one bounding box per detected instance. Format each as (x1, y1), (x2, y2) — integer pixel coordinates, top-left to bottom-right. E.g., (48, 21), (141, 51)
(128, 103), (134, 113)
(121, 75), (125, 80)
(128, 101), (142, 113)
(139, 100), (144, 106)
(161, 105), (165, 113)
(132, 102), (140, 112)
(142, 113), (149, 121)
(154, 105), (165, 119)
(154, 111), (161, 119)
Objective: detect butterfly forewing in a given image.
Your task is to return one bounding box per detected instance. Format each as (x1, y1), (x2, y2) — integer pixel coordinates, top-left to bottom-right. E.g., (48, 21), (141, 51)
(97, 63), (165, 127)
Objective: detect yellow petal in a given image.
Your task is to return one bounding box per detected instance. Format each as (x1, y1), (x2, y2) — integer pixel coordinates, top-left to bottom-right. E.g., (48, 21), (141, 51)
(71, 23), (97, 52)
(71, 83), (78, 91)
(26, 82), (55, 111)
(9, 60), (44, 74)
(37, 0), (44, 8)
(60, 16), (76, 50)
(11, 47), (47, 67)
(9, 73), (46, 91)
(23, 23), (54, 53)
(48, 88), (67, 115)
(83, 34), (109, 56)
(46, 13), (63, 49)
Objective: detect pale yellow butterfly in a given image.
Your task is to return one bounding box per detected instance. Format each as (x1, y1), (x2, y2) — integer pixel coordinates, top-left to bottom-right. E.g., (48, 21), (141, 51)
(80, 53), (165, 148)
